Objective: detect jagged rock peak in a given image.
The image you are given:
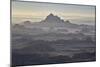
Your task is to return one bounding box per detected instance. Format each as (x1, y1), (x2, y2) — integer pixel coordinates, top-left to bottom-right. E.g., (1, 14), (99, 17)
(48, 13), (54, 16)
(46, 13), (58, 19)
(44, 13), (64, 23)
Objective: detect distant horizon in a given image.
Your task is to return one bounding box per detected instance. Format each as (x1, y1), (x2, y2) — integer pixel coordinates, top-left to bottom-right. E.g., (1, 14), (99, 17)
(12, 1), (96, 25)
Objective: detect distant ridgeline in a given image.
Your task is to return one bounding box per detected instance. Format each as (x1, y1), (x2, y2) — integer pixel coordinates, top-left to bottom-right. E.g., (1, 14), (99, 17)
(15, 13), (70, 25)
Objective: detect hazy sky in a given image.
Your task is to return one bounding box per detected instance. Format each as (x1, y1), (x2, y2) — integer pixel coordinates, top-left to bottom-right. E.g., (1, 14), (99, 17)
(12, 1), (95, 25)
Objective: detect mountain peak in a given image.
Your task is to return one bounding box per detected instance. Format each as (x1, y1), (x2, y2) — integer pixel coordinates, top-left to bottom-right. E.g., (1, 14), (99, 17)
(48, 13), (54, 17)
(43, 13), (64, 23)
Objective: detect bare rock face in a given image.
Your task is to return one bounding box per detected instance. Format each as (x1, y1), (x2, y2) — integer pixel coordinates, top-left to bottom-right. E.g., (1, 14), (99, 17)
(43, 13), (64, 23)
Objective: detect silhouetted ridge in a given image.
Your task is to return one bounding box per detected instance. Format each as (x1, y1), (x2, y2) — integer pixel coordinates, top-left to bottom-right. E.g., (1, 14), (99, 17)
(47, 13), (54, 17)
(43, 13), (64, 23)
(23, 21), (31, 25)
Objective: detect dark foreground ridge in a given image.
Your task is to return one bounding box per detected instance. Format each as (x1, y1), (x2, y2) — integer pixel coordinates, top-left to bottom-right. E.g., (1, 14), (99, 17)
(11, 51), (96, 67)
